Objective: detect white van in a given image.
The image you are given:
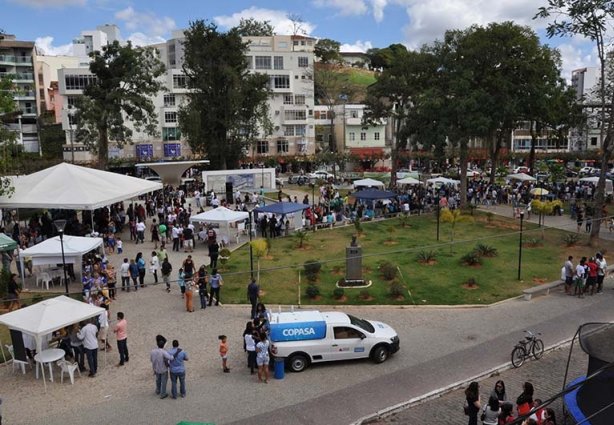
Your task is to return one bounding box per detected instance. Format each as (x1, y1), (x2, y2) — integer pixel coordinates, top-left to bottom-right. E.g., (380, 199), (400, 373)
(269, 310), (400, 372)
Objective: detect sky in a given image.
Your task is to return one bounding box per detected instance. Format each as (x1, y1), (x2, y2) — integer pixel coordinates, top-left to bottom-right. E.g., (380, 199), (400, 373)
(0, 0), (602, 79)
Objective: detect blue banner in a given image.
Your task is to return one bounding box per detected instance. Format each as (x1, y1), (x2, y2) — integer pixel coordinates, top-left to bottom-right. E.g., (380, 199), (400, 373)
(270, 321), (327, 342)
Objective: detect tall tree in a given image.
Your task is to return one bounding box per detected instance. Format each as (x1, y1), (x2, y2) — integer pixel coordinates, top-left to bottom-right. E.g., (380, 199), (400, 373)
(0, 75), (17, 195)
(234, 18), (274, 36)
(314, 38), (342, 64)
(536, 1), (614, 244)
(314, 63), (355, 153)
(363, 47), (432, 186)
(179, 20), (271, 169)
(74, 41), (165, 169)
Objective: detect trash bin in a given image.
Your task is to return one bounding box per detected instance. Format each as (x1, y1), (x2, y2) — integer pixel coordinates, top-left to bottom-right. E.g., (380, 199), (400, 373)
(274, 357), (285, 380)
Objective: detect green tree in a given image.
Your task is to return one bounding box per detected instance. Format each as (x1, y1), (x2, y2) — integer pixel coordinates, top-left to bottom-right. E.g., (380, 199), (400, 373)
(234, 18), (274, 36)
(314, 38), (341, 64)
(179, 20), (272, 169)
(536, 1), (614, 245)
(0, 75), (17, 195)
(364, 47), (433, 185)
(74, 41), (165, 169)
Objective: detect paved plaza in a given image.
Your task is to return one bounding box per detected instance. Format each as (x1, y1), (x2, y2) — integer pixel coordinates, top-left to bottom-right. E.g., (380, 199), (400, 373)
(3, 204), (614, 424)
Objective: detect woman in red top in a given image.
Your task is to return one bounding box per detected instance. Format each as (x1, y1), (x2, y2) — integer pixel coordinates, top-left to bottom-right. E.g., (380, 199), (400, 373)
(498, 402), (515, 424)
(585, 257), (598, 295)
(516, 382), (534, 417)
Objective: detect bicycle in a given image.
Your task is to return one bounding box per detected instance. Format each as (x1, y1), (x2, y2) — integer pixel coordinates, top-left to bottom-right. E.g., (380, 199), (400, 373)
(511, 330), (544, 368)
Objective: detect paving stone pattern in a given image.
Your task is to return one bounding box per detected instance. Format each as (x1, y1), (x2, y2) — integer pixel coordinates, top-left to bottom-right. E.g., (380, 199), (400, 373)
(369, 345), (585, 425)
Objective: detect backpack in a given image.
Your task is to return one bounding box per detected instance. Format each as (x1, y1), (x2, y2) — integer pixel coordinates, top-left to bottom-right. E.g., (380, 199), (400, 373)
(161, 261), (172, 275)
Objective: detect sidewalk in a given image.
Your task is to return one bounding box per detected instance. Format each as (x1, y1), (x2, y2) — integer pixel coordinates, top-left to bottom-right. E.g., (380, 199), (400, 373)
(367, 343), (584, 424)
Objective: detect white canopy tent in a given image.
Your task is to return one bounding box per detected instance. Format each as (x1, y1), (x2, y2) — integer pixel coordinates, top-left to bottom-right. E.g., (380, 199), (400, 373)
(397, 176), (422, 186)
(579, 176), (613, 194)
(507, 173), (536, 182)
(190, 207), (249, 245)
(0, 296), (104, 353)
(0, 162), (163, 210)
(135, 160), (209, 186)
(426, 177), (461, 186)
(353, 178), (386, 189)
(18, 235), (103, 286)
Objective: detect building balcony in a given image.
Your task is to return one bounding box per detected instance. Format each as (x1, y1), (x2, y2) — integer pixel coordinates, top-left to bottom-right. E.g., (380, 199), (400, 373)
(14, 91), (35, 100)
(345, 117), (363, 125)
(20, 107), (37, 116)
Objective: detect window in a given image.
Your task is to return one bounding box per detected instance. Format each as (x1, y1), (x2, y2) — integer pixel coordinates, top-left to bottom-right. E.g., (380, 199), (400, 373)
(295, 125), (306, 136)
(374, 132), (380, 141)
(298, 56), (309, 67)
(349, 132), (355, 141)
(274, 56), (284, 70)
(277, 139), (289, 153)
(283, 95), (293, 105)
(245, 56), (253, 69)
(270, 75), (290, 89)
(64, 74), (96, 90)
(66, 96), (79, 108)
(68, 114), (77, 126)
(163, 127), (181, 141)
(284, 110), (306, 121)
(314, 110), (331, 120)
(173, 74), (187, 89)
(163, 94), (176, 107)
(333, 327), (364, 339)
(350, 110), (359, 118)
(256, 140), (269, 154)
(278, 41), (288, 49)
(360, 132), (366, 141)
(283, 125), (295, 136)
(164, 112), (177, 123)
(255, 56), (272, 70)
(591, 137), (598, 146)
(294, 95), (305, 105)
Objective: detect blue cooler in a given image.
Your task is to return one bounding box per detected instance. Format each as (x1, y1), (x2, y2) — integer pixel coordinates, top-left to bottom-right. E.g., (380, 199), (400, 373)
(274, 357), (285, 379)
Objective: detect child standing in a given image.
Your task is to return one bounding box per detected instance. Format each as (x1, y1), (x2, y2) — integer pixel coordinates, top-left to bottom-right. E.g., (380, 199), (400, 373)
(218, 335), (230, 373)
(116, 237), (123, 255)
(178, 268), (186, 299)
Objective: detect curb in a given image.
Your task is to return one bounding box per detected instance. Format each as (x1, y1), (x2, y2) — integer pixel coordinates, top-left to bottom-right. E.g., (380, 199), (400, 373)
(351, 337), (574, 425)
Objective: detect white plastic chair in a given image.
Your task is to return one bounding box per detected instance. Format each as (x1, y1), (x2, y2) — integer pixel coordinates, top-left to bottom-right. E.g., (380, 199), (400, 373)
(36, 272), (53, 290)
(6, 344), (30, 374)
(57, 359), (81, 384)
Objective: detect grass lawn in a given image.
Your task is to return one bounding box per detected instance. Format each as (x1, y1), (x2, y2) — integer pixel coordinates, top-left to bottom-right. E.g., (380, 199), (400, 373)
(218, 212), (613, 306)
(344, 68), (377, 87)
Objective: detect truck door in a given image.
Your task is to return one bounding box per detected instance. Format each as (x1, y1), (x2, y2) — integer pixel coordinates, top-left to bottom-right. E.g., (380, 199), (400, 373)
(329, 326), (367, 360)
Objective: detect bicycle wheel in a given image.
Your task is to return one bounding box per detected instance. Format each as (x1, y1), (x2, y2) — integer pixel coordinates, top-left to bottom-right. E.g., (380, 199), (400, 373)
(511, 346), (526, 368)
(532, 339), (545, 360)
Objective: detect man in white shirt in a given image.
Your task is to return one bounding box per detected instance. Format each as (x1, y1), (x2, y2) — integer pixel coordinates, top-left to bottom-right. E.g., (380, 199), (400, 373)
(120, 258), (130, 292)
(194, 190), (201, 208)
(171, 225), (180, 252)
(78, 319), (99, 377)
(136, 221), (146, 244)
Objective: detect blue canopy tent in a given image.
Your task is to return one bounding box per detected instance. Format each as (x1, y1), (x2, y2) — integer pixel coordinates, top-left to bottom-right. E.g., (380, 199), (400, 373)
(351, 189), (397, 200)
(254, 202), (310, 215)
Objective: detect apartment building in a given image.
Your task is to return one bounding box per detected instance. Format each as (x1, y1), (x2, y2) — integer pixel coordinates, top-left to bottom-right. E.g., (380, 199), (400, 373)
(0, 34), (39, 153)
(570, 66), (603, 151)
(243, 34), (317, 159)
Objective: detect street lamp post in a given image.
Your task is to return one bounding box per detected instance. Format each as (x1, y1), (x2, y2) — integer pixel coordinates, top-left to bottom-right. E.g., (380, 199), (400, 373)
(518, 211), (525, 281)
(248, 211), (254, 279)
(436, 195), (440, 242)
(53, 219), (70, 295)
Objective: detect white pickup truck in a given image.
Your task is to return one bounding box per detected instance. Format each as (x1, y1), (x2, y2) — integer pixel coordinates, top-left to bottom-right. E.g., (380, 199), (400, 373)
(269, 310), (400, 372)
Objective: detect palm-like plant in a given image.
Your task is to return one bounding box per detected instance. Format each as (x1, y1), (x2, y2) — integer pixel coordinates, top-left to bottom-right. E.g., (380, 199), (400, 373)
(440, 208), (474, 242)
(294, 229), (309, 248)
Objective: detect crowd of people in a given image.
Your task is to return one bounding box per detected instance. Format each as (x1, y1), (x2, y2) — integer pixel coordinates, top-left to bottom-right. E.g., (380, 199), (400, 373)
(563, 252), (608, 298)
(465, 380), (557, 425)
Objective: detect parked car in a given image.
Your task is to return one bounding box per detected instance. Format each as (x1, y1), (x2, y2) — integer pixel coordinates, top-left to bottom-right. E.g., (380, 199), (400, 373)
(308, 170), (335, 181)
(535, 171), (550, 181)
(288, 174), (310, 185)
(579, 166), (598, 176)
(512, 166), (529, 174)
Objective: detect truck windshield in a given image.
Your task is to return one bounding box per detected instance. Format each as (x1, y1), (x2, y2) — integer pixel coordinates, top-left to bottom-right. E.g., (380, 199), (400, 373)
(348, 314), (375, 333)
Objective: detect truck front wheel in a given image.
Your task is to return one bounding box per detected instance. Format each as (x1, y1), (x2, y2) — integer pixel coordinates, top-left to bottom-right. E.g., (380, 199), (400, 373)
(288, 354), (309, 372)
(371, 345), (390, 364)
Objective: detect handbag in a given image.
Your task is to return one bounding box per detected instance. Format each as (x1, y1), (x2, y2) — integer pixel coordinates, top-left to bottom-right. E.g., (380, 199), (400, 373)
(480, 410), (486, 421)
(463, 402), (469, 415)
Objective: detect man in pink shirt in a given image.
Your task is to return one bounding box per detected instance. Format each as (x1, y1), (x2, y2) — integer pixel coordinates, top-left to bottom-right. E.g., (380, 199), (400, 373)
(113, 312), (129, 366)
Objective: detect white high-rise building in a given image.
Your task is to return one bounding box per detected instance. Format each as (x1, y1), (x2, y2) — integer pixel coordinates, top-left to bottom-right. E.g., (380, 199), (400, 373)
(571, 67), (604, 151)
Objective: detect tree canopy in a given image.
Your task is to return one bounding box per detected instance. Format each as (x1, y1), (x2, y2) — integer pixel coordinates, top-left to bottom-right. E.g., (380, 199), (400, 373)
(234, 18), (274, 36)
(179, 20), (271, 169)
(74, 40), (165, 169)
(314, 38), (342, 64)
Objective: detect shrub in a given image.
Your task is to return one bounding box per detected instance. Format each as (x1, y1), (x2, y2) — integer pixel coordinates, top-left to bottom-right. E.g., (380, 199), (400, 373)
(379, 261), (397, 280)
(416, 250), (437, 263)
(474, 243), (498, 257)
(353, 218), (363, 234)
(525, 238), (542, 247)
(304, 259), (322, 282)
(359, 288), (371, 299)
(294, 229), (309, 248)
(333, 287), (345, 299)
(563, 233), (579, 247)
(398, 215), (410, 227)
(464, 277), (478, 287)
(461, 251), (482, 266)
(390, 282), (405, 298)
(306, 284), (320, 299)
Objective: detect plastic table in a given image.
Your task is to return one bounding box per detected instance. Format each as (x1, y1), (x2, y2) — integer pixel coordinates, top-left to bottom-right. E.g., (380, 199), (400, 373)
(34, 348), (65, 383)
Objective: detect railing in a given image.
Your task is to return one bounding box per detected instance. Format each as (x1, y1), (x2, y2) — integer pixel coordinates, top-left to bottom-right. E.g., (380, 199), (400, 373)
(0, 71), (34, 80)
(0, 55), (31, 64)
(21, 107), (36, 115)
